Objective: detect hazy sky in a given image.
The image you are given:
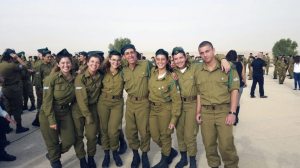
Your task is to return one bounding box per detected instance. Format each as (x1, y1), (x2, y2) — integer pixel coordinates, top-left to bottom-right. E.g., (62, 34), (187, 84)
(1, 0), (299, 55)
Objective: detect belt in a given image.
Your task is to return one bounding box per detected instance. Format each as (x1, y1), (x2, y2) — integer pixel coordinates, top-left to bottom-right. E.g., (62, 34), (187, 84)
(128, 94), (148, 101)
(181, 96), (197, 102)
(54, 103), (71, 110)
(202, 104), (230, 110)
(150, 101), (171, 106)
(102, 92), (123, 100)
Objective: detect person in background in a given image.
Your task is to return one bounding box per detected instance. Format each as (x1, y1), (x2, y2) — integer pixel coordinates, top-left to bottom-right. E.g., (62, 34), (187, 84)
(293, 56), (300, 90)
(250, 52), (267, 98)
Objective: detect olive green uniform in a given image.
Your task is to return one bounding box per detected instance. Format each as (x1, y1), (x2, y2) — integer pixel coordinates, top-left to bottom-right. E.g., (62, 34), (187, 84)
(174, 63), (200, 157)
(265, 55), (270, 75)
(122, 60), (152, 152)
(277, 59), (288, 84)
(197, 61), (239, 168)
(273, 57), (279, 79)
(288, 57), (294, 79)
(21, 61), (35, 108)
(97, 70), (124, 151)
(72, 69), (102, 159)
(148, 69), (182, 156)
(33, 60), (43, 109)
(39, 72), (75, 163)
(0, 61), (25, 126)
(247, 58), (253, 80)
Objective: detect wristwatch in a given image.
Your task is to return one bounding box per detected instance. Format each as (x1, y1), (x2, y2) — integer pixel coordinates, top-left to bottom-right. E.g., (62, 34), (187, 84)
(228, 111), (237, 115)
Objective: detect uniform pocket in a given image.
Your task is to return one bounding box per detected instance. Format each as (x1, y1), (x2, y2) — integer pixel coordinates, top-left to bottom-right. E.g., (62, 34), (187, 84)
(54, 85), (66, 91)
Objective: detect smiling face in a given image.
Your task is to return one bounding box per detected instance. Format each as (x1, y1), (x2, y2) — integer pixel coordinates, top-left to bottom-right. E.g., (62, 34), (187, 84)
(155, 54), (168, 70)
(58, 57), (72, 74)
(124, 48), (137, 64)
(44, 54), (52, 63)
(198, 45), (215, 64)
(87, 56), (101, 73)
(109, 55), (121, 69)
(173, 52), (187, 69)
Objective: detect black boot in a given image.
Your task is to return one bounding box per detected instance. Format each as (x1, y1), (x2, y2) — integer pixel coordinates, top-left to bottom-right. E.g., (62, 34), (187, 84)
(113, 150), (123, 167)
(32, 111), (40, 127)
(152, 154), (168, 168)
(0, 151), (16, 161)
(79, 157), (88, 168)
(16, 124), (29, 134)
(131, 150), (140, 168)
(175, 151), (188, 168)
(102, 150), (110, 168)
(88, 156), (96, 168)
(233, 106), (240, 126)
(29, 104), (36, 111)
(189, 156), (196, 168)
(118, 129), (127, 155)
(142, 152), (150, 168)
(167, 147), (178, 164)
(50, 160), (62, 168)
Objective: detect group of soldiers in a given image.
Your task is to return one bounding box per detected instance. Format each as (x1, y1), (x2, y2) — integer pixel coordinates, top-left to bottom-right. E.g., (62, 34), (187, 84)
(273, 55), (295, 84)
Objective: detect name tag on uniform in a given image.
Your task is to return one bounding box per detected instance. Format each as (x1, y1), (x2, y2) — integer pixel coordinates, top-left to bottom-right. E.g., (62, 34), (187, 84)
(43, 86), (49, 90)
(76, 87), (82, 90)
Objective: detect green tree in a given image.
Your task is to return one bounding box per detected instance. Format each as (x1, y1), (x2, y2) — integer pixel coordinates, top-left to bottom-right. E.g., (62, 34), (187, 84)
(272, 38), (298, 57)
(108, 37), (131, 53)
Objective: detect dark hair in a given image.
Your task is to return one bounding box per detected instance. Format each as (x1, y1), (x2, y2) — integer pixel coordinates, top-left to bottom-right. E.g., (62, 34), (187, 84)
(1, 48), (15, 61)
(294, 56), (300, 64)
(226, 50), (238, 62)
(121, 44), (136, 55)
(171, 47), (186, 56)
(105, 50), (122, 72)
(198, 41), (214, 49)
(51, 55), (72, 74)
(155, 49), (172, 72)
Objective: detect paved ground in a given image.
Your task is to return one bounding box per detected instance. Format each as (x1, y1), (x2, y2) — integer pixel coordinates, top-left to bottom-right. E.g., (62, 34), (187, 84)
(1, 67), (300, 168)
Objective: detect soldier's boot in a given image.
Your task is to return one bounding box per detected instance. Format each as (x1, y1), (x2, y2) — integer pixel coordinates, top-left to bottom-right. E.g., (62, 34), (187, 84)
(167, 147), (178, 164)
(189, 156), (197, 168)
(131, 150), (140, 168)
(234, 106), (240, 126)
(152, 154), (168, 168)
(0, 151), (16, 161)
(88, 156), (96, 168)
(23, 104), (28, 111)
(113, 150), (123, 167)
(79, 157), (88, 168)
(32, 111), (40, 127)
(50, 160), (62, 168)
(102, 150), (110, 168)
(29, 104), (36, 111)
(175, 151), (188, 168)
(142, 152), (150, 168)
(118, 129), (127, 155)
(16, 124), (29, 134)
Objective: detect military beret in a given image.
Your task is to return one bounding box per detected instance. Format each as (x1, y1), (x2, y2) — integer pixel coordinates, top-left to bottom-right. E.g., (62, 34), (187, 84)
(121, 44), (135, 55)
(17, 51), (25, 57)
(172, 47), (185, 56)
(108, 50), (121, 57)
(88, 51), (104, 57)
(57, 48), (72, 57)
(37, 47), (48, 54)
(2, 48), (16, 57)
(79, 51), (88, 57)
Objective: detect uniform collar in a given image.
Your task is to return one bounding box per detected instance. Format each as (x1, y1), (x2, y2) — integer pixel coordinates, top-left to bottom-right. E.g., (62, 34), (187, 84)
(201, 61), (221, 72)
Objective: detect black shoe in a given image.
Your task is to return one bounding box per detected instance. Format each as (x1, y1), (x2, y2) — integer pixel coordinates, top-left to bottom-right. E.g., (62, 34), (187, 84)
(16, 126), (29, 134)
(113, 150), (123, 167)
(79, 157), (88, 168)
(260, 95), (268, 98)
(131, 150), (140, 168)
(102, 150), (110, 168)
(0, 151), (16, 161)
(46, 153), (50, 160)
(51, 160), (62, 168)
(29, 105), (36, 111)
(167, 147), (178, 164)
(118, 130), (127, 155)
(32, 118), (40, 127)
(6, 127), (13, 134)
(175, 151), (188, 168)
(23, 105), (28, 111)
(189, 156), (196, 168)
(294, 88), (297, 90)
(250, 95), (256, 98)
(88, 156), (96, 168)
(152, 154), (168, 168)
(142, 152), (150, 168)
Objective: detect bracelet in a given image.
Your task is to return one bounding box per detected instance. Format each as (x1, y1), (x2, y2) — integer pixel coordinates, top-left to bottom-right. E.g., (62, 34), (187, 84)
(228, 111), (236, 115)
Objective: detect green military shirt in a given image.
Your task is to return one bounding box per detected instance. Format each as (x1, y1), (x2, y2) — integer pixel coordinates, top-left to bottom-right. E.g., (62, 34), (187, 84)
(42, 71), (75, 125)
(148, 69), (182, 125)
(101, 69), (124, 96)
(277, 60), (288, 71)
(122, 60), (153, 97)
(173, 62), (201, 97)
(197, 61), (240, 105)
(74, 69), (102, 118)
(0, 61), (24, 86)
(38, 63), (53, 87)
(33, 60), (43, 86)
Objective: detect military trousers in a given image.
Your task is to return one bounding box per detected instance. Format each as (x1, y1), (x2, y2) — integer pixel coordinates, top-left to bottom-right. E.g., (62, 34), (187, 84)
(125, 98), (150, 152)
(201, 104), (239, 168)
(266, 65), (270, 75)
(273, 66), (278, 78)
(35, 86), (43, 110)
(98, 96), (124, 151)
(72, 103), (98, 159)
(278, 71), (286, 84)
(176, 101), (199, 156)
(22, 80), (35, 107)
(39, 109), (75, 163)
(149, 102), (173, 156)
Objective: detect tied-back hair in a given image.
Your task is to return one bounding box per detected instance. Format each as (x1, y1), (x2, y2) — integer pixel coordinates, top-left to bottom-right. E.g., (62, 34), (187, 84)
(155, 49), (172, 72)
(105, 50), (122, 73)
(226, 50), (238, 62)
(294, 56), (300, 64)
(50, 55), (72, 74)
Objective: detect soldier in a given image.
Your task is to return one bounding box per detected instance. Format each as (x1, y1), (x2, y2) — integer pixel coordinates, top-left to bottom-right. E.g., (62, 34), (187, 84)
(76, 51), (88, 74)
(39, 49), (75, 168)
(265, 53), (271, 75)
(277, 56), (288, 84)
(149, 49), (182, 168)
(288, 56), (294, 79)
(0, 49), (29, 133)
(273, 56), (279, 79)
(98, 50), (124, 167)
(196, 41), (239, 168)
(121, 44), (152, 168)
(72, 51), (103, 168)
(247, 53), (254, 80)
